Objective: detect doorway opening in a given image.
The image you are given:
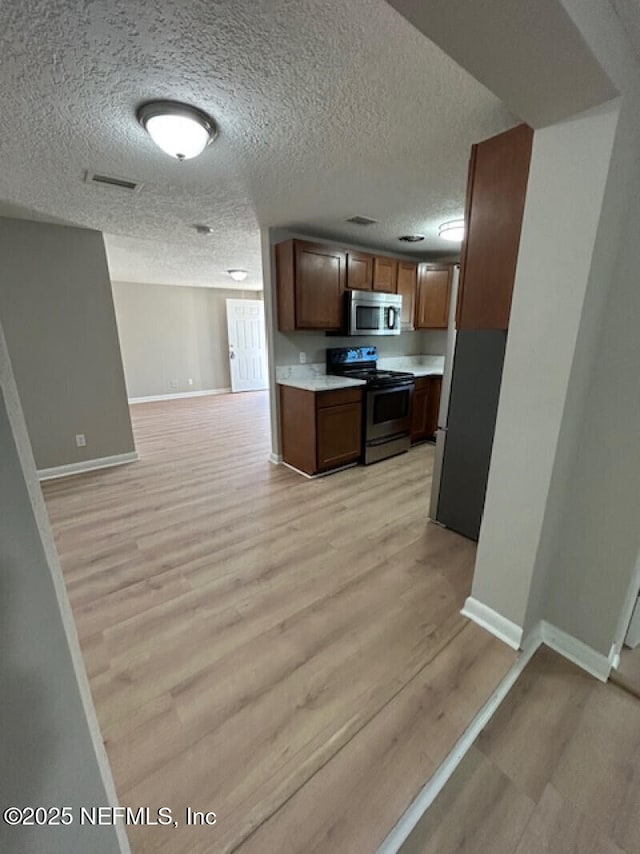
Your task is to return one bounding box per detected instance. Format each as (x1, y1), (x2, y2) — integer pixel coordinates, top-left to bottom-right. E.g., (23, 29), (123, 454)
(225, 298), (268, 393)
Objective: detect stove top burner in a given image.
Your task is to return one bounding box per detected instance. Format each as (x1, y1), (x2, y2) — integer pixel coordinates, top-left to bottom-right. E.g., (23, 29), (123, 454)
(341, 367), (415, 387)
(325, 345), (415, 388)
(327, 346), (415, 388)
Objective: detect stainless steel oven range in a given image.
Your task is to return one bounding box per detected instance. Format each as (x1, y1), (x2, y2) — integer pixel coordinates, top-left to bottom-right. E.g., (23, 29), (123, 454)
(326, 346), (415, 464)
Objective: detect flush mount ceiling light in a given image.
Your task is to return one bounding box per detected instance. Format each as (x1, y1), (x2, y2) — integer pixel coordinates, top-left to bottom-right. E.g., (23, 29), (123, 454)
(438, 220), (465, 242)
(398, 234), (425, 243)
(137, 100), (218, 161)
(227, 269), (248, 282)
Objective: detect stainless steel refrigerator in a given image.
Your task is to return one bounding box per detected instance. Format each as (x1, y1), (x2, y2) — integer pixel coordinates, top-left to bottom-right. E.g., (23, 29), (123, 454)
(429, 303), (507, 541)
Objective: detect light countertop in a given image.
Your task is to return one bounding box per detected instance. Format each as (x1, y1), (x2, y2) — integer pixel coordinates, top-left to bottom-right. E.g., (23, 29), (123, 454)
(277, 375), (366, 392)
(405, 365), (444, 377)
(378, 355), (445, 377)
(275, 354), (445, 391)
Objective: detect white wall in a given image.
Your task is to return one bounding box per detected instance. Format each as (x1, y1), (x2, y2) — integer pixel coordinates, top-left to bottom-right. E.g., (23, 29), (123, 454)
(0, 323), (127, 854)
(386, 0), (640, 671)
(0, 218), (135, 471)
(387, 0), (616, 127)
(540, 95), (640, 653)
(470, 102), (621, 633)
(112, 281), (262, 399)
(274, 329), (447, 367)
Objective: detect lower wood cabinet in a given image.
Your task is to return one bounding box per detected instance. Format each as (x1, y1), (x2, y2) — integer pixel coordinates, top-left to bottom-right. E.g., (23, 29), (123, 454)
(411, 376), (442, 443)
(280, 385), (363, 475)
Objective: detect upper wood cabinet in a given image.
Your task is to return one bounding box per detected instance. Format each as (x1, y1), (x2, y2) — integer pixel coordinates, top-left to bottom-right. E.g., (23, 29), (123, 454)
(276, 239), (346, 331)
(372, 256), (398, 292)
(396, 262), (418, 330)
(457, 123), (534, 330)
(346, 251), (373, 291)
(415, 264), (452, 329)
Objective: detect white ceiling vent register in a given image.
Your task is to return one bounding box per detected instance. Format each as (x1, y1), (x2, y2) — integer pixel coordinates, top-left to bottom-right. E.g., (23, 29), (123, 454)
(345, 215), (378, 226)
(83, 171), (144, 193)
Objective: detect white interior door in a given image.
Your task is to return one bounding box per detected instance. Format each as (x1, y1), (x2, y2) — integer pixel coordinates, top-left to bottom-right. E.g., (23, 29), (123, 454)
(225, 299), (268, 392)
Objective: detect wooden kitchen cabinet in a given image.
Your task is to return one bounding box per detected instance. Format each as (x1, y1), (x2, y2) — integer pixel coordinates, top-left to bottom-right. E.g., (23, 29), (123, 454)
(372, 256), (398, 292)
(346, 251), (373, 290)
(276, 239), (346, 331)
(317, 400), (362, 471)
(457, 123), (534, 330)
(280, 385), (363, 475)
(396, 262), (418, 330)
(415, 264), (452, 329)
(411, 375), (442, 443)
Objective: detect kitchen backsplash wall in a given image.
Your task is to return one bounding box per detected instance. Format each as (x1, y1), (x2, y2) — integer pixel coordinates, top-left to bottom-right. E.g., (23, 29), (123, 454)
(274, 329), (447, 366)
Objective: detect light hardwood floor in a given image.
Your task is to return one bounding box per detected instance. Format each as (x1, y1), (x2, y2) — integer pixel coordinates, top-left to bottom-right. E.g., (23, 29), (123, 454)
(401, 647), (640, 854)
(611, 646), (640, 699)
(42, 392), (516, 853)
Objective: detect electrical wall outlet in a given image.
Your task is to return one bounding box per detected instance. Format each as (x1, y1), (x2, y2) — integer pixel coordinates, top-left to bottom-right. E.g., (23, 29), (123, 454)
(75, 433), (86, 448)
(188, 378), (194, 386)
(299, 352), (307, 364)
(169, 379), (179, 390)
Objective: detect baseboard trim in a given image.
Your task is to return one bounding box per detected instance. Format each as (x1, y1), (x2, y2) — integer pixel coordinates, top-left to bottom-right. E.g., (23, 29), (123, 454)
(378, 632), (542, 853)
(461, 596), (523, 650)
(128, 387), (231, 404)
(38, 451), (139, 482)
(281, 460), (359, 480)
(538, 620), (611, 682)
(281, 461), (314, 479)
(269, 452), (283, 465)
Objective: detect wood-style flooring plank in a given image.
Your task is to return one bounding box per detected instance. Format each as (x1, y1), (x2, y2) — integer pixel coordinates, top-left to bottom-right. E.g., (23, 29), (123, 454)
(42, 392), (514, 854)
(400, 746), (535, 854)
(476, 645), (592, 801)
(513, 784), (624, 854)
(400, 647), (640, 854)
(551, 680), (640, 852)
(610, 646), (640, 699)
(237, 622), (515, 854)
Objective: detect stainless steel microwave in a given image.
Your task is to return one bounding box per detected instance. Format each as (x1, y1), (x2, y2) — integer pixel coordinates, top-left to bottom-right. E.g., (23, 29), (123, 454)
(346, 290), (402, 336)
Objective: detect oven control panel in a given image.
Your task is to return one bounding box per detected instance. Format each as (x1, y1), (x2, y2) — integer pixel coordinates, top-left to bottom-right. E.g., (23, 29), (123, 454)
(327, 346), (377, 367)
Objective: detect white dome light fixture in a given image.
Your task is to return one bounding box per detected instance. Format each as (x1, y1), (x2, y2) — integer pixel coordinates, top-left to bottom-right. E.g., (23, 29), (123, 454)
(438, 219), (465, 242)
(137, 100), (218, 161)
(227, 269), (248, 282)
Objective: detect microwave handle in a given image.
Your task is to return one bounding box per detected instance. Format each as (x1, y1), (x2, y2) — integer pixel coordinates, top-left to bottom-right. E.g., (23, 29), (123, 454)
(387, 306), (396, 329)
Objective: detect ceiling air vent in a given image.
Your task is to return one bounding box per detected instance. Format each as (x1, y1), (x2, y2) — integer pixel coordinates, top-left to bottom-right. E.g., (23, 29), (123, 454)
(84, 171), (143, 193)
(345, 215), (378, 226)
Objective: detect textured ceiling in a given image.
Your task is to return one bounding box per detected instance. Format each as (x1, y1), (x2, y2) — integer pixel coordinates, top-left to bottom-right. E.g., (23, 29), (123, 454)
(0, 0), (516, 290)
(611, 0), (640, 64)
